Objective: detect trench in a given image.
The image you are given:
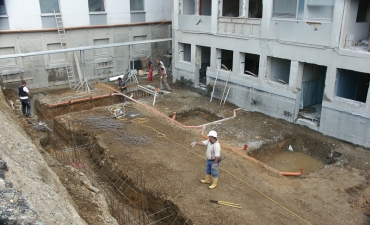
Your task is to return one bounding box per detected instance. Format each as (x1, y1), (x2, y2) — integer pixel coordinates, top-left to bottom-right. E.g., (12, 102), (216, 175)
(34, 91), (190, 225)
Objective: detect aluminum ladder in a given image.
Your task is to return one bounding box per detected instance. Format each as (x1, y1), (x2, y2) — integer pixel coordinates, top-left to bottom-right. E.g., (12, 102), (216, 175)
(54, 11), (76, 88)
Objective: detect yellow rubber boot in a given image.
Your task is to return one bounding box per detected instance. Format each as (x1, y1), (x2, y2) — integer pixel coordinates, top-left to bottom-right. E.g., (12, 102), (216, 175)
(200, 174), (211, 184)
(208, 178), (218, 189)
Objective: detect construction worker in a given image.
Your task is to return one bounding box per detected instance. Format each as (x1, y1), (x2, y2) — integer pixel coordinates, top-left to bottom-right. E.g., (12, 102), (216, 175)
(18, 80), (31, 117)
(191, 130), (221, 189)
(159, 64), (172, 92)
(117, 77), (127, 102)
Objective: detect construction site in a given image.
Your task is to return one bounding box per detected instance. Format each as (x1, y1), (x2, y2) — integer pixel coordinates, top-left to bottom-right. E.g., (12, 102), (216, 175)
(1, 0), (370, 224)
(0, 64), (369, 224)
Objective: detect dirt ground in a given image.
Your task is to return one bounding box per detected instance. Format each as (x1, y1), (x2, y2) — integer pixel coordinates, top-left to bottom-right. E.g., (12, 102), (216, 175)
(3, 73), (370, 225)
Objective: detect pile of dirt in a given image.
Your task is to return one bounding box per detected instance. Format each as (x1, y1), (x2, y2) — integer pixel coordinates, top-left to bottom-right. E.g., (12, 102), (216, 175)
(0, 87), (87, 225)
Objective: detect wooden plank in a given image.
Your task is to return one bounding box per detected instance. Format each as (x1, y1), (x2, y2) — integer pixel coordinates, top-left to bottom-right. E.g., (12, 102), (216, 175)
(2, 77), (33, 83)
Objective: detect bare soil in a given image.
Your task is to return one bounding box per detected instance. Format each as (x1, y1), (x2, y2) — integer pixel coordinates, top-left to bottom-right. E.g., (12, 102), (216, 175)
(2, 74), (370, 225)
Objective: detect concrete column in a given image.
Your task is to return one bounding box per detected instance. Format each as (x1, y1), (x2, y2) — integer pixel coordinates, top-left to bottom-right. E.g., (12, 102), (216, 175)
(289, 60), (300, 89)
(293, 62), (304, 118)
(261, 0), (272, 39)
(211, 0), (221, 34)
(210, 47), (217, 70)
(194, 44), (201, 86)
(173, 0), (180, 30)
(241, 0), (248, 17)
(323, 66), (336, 102)
(330, 0), (346, 48)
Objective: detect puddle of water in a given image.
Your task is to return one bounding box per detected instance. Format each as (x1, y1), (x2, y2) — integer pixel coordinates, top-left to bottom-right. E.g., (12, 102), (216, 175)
(263, 151), (325, 176)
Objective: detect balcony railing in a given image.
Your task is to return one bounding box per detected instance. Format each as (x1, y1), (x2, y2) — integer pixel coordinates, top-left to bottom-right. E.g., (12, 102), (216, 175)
(217, 17), (261, 37)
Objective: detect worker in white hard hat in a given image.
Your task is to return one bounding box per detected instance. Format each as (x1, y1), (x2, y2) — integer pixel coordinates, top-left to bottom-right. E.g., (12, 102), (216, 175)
(191, 130), (221, 189)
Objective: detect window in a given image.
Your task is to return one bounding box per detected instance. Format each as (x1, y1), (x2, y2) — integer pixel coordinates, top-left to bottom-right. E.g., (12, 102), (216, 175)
(273, 0), (298, 18)
(335, 69), (369, 103)
(39, 0), (60, 13)
(89, 0), (105, 12)
(241, 53), (260, 77)
(47, 43), (64, 63)
(200, 0), (212, 16)
(0, 47), (16, 68)
(183, 0), (195, 15)
(217, 49), (233, 71)
(222, 0), (240, 17)
(0, 0), (6, 15)
(356, 0), (370, 22)
(130, 0), (144, 11)
(249, 0), (263, 18)
(269, 57), (291, 84)
(94, 39), (110, 57)
(306, 0), (334, 20)
(179, 43), (191, 62)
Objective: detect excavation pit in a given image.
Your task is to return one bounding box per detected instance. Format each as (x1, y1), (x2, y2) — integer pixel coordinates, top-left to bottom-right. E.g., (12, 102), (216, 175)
(247, 138), (343, 176)
(4, 81), (369, 225)
(170, 108), (223, 126)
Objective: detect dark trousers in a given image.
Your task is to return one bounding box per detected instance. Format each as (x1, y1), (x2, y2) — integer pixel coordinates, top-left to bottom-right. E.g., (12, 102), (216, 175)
(21, 99), (31, 116)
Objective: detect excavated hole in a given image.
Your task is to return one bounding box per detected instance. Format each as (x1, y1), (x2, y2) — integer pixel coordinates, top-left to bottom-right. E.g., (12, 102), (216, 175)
(248, 137), (343, 176)
(170, 108), (223, 126)
(34, 96), (190, 225)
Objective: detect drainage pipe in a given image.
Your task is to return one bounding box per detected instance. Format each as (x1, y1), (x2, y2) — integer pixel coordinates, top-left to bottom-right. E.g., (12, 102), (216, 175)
(280, 169), (304, 177)
(98, 82), (241, 130)
(172, 112), (176, 120)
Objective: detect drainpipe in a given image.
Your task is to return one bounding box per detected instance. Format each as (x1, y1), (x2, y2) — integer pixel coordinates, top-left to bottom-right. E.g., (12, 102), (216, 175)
(280, 169), (304, 177)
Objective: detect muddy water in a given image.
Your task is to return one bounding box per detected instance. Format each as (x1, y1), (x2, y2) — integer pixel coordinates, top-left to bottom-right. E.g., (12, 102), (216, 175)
(263, 151), (325, 176)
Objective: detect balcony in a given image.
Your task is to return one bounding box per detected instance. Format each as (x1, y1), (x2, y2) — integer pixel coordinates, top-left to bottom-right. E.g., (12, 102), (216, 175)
(217, 17), (261, 37)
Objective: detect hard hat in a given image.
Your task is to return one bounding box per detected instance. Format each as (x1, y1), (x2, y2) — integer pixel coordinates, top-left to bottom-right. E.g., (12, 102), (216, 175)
(207, 130), (217, 138)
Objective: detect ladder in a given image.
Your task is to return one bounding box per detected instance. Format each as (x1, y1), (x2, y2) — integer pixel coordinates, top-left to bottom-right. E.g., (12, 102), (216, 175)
(54, 11), (76, 88)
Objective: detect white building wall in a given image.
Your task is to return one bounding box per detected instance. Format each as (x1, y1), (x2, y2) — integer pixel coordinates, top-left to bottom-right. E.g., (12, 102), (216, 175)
(60, 0), (90, 27)
(6, 0), (42, 30)
(172, 0), (370, 147)
(3, 0), (172, 30)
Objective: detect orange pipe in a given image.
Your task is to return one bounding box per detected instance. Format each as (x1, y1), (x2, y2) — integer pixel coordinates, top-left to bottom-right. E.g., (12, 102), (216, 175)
(172, 112), (177, 120)
(280, 169), (304, 177)
(98, 83), (282, 175)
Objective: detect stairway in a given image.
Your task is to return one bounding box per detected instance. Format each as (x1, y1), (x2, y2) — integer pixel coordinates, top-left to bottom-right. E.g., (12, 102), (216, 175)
(54, 11), (76, 88)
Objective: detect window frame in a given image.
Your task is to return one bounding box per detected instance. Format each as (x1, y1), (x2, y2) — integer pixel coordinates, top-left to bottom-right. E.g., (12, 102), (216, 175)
(39, 0), (60, 14)
(130, 0), (145, 12)
(0, 0), (7, 16)
(88, 0), (106, 13)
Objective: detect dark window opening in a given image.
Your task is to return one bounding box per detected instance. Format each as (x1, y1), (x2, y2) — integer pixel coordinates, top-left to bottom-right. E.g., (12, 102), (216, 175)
(39, 0), (60, 13)
(0, 0), (6, 15)
(199, 46), (211, 85)
(249, 0), (263, 18)
(356, 0), (369, 22)
(335, 69), (369, 103)
(222, 0), (239, 17)
(269, 57), (291, 84)
(199, 0), (212, 16)
(221, 49), (233, 71)
(89, 0), (105, 12)
(244, 53), (260, 77)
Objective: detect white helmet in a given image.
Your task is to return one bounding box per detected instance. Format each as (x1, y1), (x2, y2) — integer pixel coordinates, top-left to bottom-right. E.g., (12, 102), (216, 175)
(207, 130), (217, 138)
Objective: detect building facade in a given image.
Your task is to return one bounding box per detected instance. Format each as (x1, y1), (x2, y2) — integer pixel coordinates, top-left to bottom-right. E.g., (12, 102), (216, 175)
(0, 0), (172, 88)
(172, 0), (370, 147)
